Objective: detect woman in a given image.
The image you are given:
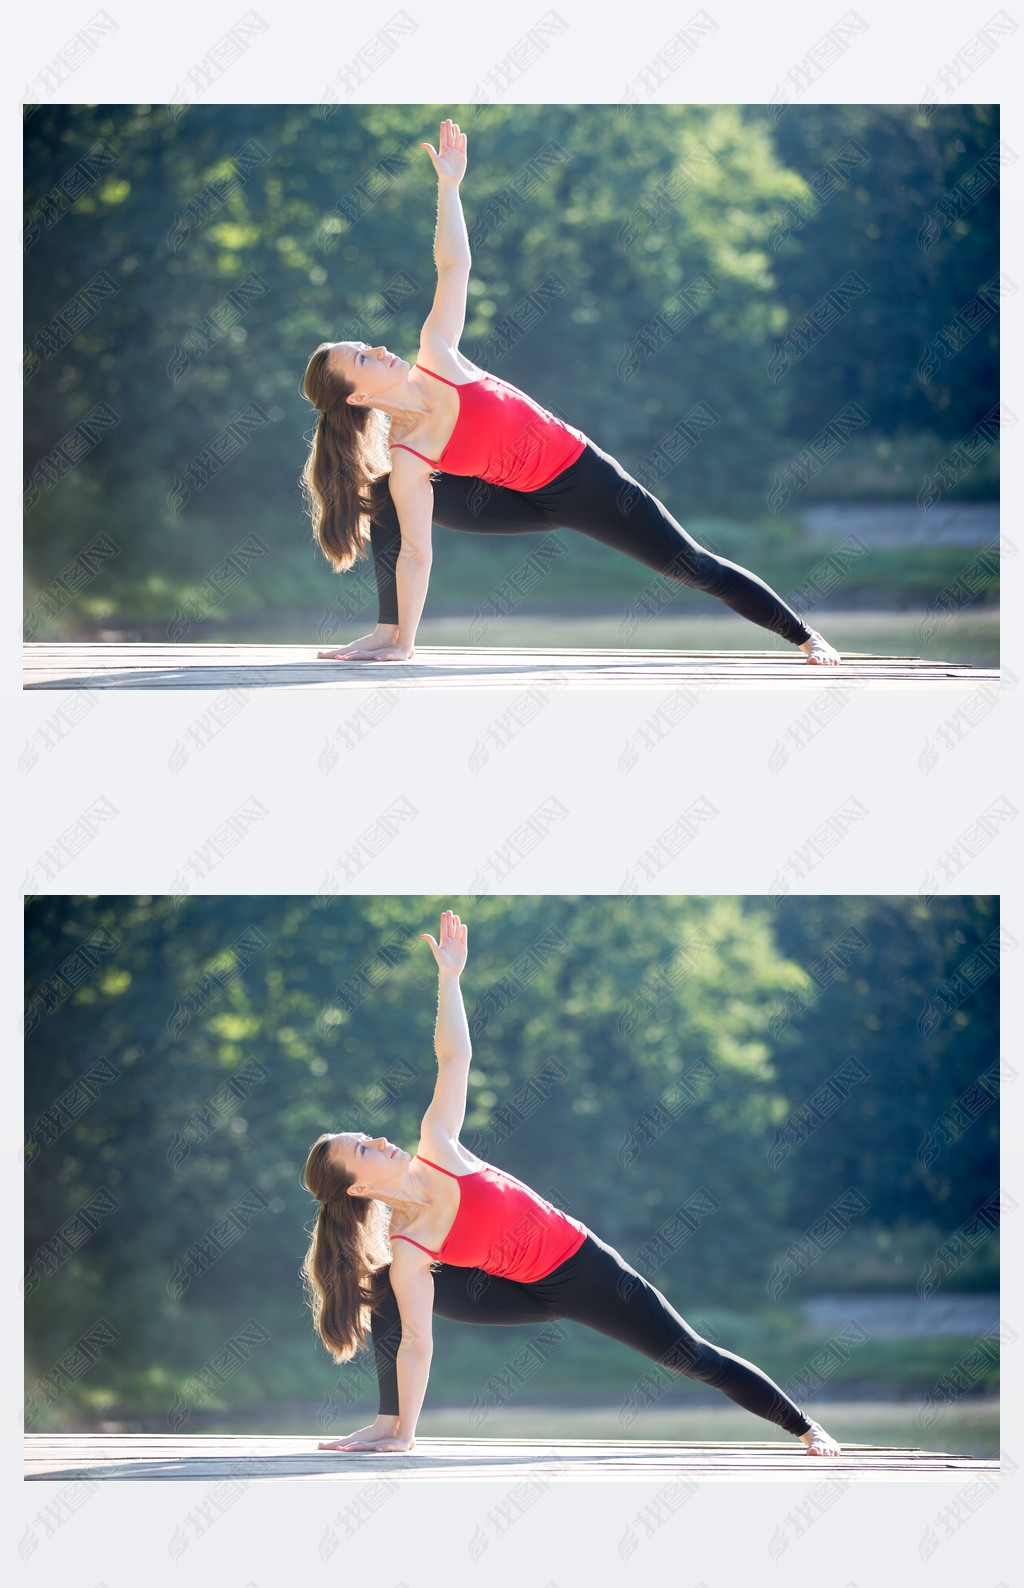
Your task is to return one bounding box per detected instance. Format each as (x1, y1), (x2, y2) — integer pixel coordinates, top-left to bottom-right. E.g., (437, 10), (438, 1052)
(301, 120), (840, 666)
(301, 910), (842, 1457)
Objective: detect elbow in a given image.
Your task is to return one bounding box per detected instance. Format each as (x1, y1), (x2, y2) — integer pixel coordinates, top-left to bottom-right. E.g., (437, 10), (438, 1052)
(398, 544), (432, 570)
(398, 1337), (433, 1362)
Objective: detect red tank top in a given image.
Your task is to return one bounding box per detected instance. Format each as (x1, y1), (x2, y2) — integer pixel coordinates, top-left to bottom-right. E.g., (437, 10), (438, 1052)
(391, 1157), (586, 1282)
(389, 366), (585, 492)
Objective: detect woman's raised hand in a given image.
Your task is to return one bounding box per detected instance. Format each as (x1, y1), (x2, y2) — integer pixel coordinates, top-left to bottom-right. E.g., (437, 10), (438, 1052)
(420, 909), (468, 974)
(420, 118), (468, 185)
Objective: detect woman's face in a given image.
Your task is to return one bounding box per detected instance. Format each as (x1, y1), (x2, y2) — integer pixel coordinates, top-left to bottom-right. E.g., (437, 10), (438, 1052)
(330, 1131), (408, 1193)
(330, 342), (408, 405)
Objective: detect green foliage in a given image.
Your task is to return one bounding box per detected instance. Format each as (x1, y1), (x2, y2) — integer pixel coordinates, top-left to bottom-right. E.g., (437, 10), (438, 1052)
(24, 897), (997, 1423)
(23, 105), (998, 634)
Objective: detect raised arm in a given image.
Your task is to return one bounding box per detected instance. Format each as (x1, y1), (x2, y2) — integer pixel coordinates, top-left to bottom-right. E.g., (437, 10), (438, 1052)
(419, 119), (470, 357)
(419, 910), (471, 1145)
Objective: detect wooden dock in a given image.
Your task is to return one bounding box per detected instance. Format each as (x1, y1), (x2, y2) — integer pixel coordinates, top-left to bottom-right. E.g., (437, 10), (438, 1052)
(23, 643), (996, 691)
(24, 1434), (996, 1483)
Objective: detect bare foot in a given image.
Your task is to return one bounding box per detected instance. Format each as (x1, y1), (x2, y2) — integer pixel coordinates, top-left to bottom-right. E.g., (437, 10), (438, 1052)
(799, 630), (841, 666)
(800, 1420), (841, 1456)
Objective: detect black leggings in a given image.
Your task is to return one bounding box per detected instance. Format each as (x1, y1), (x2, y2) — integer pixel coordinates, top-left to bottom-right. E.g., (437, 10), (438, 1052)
(370, 1230), (814, 1437)
(369, 439), (813, 646)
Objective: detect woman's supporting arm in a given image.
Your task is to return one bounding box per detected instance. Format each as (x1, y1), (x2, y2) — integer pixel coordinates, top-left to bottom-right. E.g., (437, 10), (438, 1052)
(420, 911), (471, 1141)
(389, 1249), (435, 1449)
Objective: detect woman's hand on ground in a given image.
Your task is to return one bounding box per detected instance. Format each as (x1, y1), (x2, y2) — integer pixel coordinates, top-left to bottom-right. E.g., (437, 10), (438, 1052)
(317, 625), (399, 660)
(420, 118), (467, 184)
(343, 644), (415, 662)
(420, 909), (469, 975)
(318, 1416), (400, 1450)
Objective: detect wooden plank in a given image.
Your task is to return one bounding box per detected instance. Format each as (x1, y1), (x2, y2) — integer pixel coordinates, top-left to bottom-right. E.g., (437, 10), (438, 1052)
(24, 1434), (998, 1482)
(23, 644), (995, 691)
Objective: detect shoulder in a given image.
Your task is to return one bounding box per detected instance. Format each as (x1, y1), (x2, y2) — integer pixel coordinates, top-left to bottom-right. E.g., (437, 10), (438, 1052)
(414, 1127), (484, 1175)
(415, 334), (485, 385)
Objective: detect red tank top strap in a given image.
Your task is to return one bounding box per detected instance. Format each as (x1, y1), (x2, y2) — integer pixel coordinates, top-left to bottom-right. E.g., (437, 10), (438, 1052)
(415, 1156), (461, 1178)
(388, 441), (440, 465)
(414, 364), (460, 388)
(390, 1233), (440, 1258)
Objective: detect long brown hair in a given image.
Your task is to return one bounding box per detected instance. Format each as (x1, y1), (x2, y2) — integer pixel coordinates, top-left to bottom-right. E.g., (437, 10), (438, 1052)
(300, 343), (392, 572)
(301, 1133), (392, 1363)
